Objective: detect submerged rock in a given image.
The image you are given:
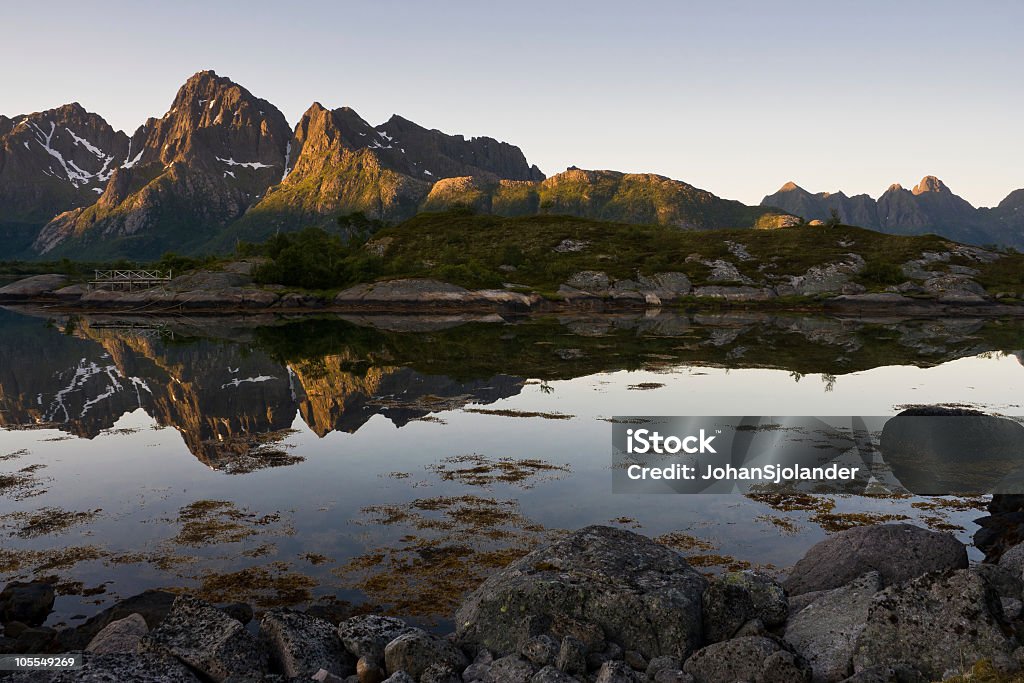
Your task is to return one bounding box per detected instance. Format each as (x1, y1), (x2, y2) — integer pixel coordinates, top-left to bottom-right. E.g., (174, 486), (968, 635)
(455, 526), (707, 660)
(784, 523), (967, 595)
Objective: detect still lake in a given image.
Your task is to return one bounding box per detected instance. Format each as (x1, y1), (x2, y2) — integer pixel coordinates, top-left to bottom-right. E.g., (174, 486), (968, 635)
(1, 307), (1021, 629)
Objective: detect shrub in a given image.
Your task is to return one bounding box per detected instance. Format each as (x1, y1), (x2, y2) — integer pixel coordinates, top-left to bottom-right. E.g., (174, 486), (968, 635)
(859, 261), (904, 286)
(252, 227), (384, 290)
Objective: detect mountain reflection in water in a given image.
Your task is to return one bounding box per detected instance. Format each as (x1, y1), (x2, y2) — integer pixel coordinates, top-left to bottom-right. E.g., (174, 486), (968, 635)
(0, 307), (1021, 626)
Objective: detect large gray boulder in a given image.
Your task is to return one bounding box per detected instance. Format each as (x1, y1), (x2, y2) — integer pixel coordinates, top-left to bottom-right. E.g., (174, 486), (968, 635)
(999, 542), (1024, 580)
(682, 636), (811, 683)
(259, 609), (354, 679)
(7, 653), (200, 682)
(85, 612), (149, 655)
(338, 614), (414, 661)
(383, 628), (468, 680)
(455, 526), (708, 660)
(139, 595), (267, 682)
(702, 571), (788, 643)
(784, 572), (883, 682)
(851, 569), (1017, 679)
(784, 524), (967, 595)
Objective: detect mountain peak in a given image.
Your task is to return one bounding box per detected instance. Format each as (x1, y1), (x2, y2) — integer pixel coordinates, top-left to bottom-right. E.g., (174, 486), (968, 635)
(912, 175), (949, 195)
(886, 183), (904, 193)
(779, 181), (802, 192)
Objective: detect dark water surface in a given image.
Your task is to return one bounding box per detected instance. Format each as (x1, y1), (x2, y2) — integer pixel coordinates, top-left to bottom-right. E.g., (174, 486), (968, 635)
(1, 307), (1022, 629)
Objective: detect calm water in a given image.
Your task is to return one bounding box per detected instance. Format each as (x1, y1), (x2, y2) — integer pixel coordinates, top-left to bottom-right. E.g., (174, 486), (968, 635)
(1, 307), (1022, 629)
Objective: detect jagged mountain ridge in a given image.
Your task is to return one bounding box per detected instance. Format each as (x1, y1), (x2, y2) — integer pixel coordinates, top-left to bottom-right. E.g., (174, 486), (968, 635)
(4, 69), (785, 259)
(32, 71), (293, 257)
(762, 176), (1024, 247)
(0, 103), (131, 254)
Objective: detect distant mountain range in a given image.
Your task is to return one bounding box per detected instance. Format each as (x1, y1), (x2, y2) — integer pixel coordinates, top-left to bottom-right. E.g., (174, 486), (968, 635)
(3, 70), (1022, 260)
(761, 177), (1024, 248)
(0, 70), (785, 260)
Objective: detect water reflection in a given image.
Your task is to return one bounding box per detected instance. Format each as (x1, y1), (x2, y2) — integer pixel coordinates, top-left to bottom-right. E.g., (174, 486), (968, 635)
(0, 306), (1023, 626)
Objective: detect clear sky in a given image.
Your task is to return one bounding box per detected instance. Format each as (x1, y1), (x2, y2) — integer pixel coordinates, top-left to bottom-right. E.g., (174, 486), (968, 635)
(2, 0), (1022, 207)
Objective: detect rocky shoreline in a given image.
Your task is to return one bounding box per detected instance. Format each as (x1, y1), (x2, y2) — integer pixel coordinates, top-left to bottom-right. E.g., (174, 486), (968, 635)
(3, 522), (1024, 682)
(1, 270), (1023, 317)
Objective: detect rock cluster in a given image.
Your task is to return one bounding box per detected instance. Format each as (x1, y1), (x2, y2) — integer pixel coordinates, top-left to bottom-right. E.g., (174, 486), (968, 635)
(5, 523), (1024, 682)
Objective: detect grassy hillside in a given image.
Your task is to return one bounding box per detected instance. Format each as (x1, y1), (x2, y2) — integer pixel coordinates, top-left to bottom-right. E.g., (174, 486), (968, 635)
(353, 211), (1024, 295)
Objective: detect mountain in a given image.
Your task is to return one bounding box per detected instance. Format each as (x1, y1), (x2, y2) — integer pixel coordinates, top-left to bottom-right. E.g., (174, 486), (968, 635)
(218, 100), (548, 243)
(762, 176), (1022, 246)
(0, 103), (130, 256)
(2, 70), (785, 260)
(33, 71), (292, 258)
(419, 168), (777, 228)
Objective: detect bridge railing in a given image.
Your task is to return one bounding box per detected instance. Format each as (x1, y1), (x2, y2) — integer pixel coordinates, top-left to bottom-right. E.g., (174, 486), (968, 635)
(90, 269), (173, 291)
(92, 269), (172, 282)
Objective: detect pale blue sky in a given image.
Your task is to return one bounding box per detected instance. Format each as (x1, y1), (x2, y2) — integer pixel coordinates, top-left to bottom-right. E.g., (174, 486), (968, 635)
(2, 0), (1021, 207)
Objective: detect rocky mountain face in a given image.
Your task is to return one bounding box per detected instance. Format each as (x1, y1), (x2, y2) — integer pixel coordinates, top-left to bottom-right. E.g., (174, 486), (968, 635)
(32, 71), (292, 258)
(3, 69), (783, 260)
(0, 103), (130, 256)
(762, 176), (1024, 247)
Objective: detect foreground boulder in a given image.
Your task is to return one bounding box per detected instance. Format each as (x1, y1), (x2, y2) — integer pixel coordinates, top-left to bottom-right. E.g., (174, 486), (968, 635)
(784, 572), (883, 682)
(702, 571), (787, 643)
(0, 580), (55, 627)
(337, 614), (414, 660)
(8, 652), (201, 682)
(85, 612), (149, 654)
(139, 595), (267, 682)
(851, 569), (1017, 679)
(683, 636), (811, 683)
(383, 628), (468, 679)
(784, 523), (967, 595)
(455, 526), (708, 660)
(259, 609), (354, 679)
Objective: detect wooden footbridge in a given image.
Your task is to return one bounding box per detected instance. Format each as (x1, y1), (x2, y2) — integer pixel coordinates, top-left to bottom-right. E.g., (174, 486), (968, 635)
(90, 269), (172, 291)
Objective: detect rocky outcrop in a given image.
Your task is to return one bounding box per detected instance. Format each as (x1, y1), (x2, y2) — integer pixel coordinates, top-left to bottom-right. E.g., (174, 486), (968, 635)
(334, 279), (540, 310)
(0, 273), (68, 301)
(783, 523), (968, 595)
(455, 525), (708, 660)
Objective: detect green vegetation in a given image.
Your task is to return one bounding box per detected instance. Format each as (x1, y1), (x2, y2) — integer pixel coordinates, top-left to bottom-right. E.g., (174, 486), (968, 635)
(310, 210), (1024, 295)
(239, 226), (384, 290)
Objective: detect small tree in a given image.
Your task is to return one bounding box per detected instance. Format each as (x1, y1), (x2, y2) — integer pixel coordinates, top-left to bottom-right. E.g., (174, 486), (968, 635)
(825, 208), (842, 228)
